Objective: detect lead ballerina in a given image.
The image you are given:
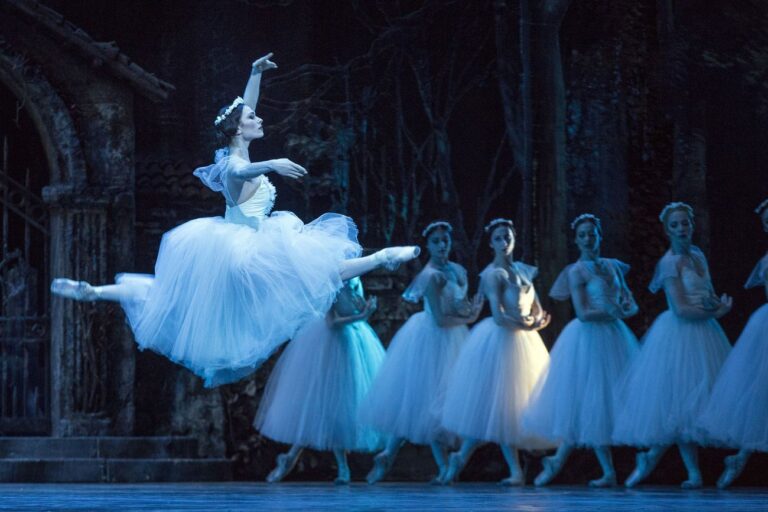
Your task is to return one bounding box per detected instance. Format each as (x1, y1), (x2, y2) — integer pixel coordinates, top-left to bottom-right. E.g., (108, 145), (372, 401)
(523, 213), (640, 487)
(49, 54), (418, 387)
(698, 198), (768, 488)
(438, 218), (552, 485)
(613, 202), (732, 488)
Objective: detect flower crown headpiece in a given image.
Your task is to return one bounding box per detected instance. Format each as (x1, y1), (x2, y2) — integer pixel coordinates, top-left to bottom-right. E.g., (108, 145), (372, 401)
(214, 97), (245, 127)
(755, 198), (768, 216)
(658, 201), (694, 223)
(570, 213), (602, 232)
(484, 218), (515, 233)
(422, 221), (453, 238)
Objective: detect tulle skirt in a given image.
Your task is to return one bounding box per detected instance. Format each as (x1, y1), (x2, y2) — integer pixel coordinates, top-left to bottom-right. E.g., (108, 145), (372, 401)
(613, 310), (731, 447)
(358, 312), (467, 445)
(254, 318), (386, 452)
(118, 211), (361, 387)
(699, 304), (768, 451)
(523, 319), (639, 447)
(441, 318), (552, 448)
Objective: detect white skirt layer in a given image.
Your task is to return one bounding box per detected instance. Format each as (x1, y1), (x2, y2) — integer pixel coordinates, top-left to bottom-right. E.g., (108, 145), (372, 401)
(358, 312), (467, 445)
(254, 318), (385, 452)
(118, 211), (360, 387)
(523, 319), (639, 447)
(440, 318), (552, 448)
(699, 303), (768, 451)
(612, 310), (731, 447)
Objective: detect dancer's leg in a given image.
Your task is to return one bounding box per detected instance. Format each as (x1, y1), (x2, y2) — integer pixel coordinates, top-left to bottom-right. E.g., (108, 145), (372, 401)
(339, 247), (420, 280)
(430, 442), (448, 483)
(625, 445), (666, 488)
(266, 444), (303, 483)
(589, 446), (617, 487)
(51, 278), (147, 302)
(678, 442), (702, 489)
(717, 449), (751, 489)
(534, 443), (572, 486)
(440, 438), (480, 484)
(500, 445), (524, 486)
(366, 436), (404, 484)
(333, 449), (351, 485)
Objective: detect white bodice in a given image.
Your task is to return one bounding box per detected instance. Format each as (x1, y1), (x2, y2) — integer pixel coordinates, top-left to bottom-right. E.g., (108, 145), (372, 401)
(424, 274), (469, 318)
(580, 260), (625, 312)
(225, 175), (276, 219)
(500, 264), (536, 318)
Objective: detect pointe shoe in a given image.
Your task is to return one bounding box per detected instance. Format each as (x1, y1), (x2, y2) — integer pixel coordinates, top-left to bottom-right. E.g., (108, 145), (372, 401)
(430, 464), (447, 485)
(366, 451), (393, 484)
(266, 452), (299, 483)
(624, 452), (650, 488)
(499, 474), (525, 486)
(534, 455), (562, 487)
(334, 465), (351, 485)
(50, 278), (99, 301)
(588, 473), (617, 488)
(681, 471), (703, 489)
(717, 454), (748, 489)
(375, 246), (421, 271)
(439, 452), (466, 485)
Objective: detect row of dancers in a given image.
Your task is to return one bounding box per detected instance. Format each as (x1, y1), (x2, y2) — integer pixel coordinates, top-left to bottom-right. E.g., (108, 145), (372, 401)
(253, 202), (768, 489)
(47, 54), (766, 488)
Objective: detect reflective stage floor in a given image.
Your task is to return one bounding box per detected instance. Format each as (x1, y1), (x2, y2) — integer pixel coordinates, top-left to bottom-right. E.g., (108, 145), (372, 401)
(0, 483), (766, 511)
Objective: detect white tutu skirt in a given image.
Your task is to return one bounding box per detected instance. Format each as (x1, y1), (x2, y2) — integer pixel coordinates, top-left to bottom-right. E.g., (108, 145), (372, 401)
(523, 319), (639, 447)
(254, 318), (385, 452)
(358, 312), (467, 445)
(699, 303), (768, 451)
(118, 211), (360, 387)
(440, 318), (551, 448)
(613, 310), (731, 446)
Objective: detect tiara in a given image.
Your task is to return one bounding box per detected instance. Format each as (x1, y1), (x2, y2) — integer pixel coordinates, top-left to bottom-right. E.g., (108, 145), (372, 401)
(422, 221), (452, 237)
(755, 198), (768, 215)
(659, 201), (694, 223)
(214, 97), (245, 126)
(570, 213), (601, 231)
(484, 218), (514, 233)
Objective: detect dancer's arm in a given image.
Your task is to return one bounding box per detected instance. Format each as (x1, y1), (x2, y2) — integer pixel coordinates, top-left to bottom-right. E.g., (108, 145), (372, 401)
(664, 277), (732, 320)
(243, 53), (277, 110)
(229, 158), (307, 181)
(569, 272), (615, 322)
(485, 271), (534, 329)
(328, 297), (377, 327)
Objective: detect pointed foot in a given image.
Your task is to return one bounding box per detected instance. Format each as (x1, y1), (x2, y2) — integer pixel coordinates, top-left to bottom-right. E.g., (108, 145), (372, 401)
(266, 452), (299, 483)
(366, 451), (393, 484)
(376, 246), (420, 271)
(534, 455), (562, 487)
(717, 453), (748, 489)
(624, 452), (650, 488)
(588, 473), (617, 488)
(51, 278), (98, 301)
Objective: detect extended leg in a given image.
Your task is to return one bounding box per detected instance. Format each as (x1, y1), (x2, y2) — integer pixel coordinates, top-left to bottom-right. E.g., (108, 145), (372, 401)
(366, 436), (404, 484)
(51, 278), (148, 302)
(266, 444), (303, 483)
(589, 446), (617, 487)
(534, 443), (572, 486)
(500, 445), (524, 486)
(339, 247), (420, 280)
(333, 449), (351, 485)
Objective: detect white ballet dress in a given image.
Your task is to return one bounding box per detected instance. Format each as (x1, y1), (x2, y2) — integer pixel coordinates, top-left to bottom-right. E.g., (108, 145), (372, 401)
(358, 262), (470, 445)
(254, 278), (385, 452)
(613, 247), (731, 446)
(523, 258), (640, 447)
(441, 263), (551, 448)
(117, 154), (361, 387)
(699, 252), (768, 451)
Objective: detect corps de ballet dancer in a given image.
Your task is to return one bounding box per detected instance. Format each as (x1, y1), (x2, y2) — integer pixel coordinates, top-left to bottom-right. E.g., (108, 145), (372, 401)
(254, 278), (385, 484)
(612, 202), (732, 488)
(523, 214), (640, 487)
(359, 221), (482, 483)
(50, 54), (418, 387)
(438, 218), (552, 486)
(698, 199), (768, 488)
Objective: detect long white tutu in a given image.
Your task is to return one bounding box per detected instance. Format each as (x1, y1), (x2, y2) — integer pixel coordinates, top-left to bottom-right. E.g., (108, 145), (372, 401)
(699, 304), (768, 451)
(118, 211), (360, 387)
(613, 311), (731, 446)
(254, 317), (385, 452)
(440, 318), (551, 448)
(358, 312), (467, 445)
(523, 319), (639, 447)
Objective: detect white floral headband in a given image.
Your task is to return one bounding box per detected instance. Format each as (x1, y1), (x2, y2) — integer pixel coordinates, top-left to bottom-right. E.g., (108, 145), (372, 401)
(484, 218), (515, 233)
(570, 213), (602, 232)
(422, 221), (453, 238)
(755, 198), (768, 216)
(214, 97), (245, 127)
(659, 201), (694, 223)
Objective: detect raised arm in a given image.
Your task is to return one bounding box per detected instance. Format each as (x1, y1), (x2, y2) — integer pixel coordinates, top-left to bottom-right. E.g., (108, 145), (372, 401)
(243, 53), (277, 110)
(663, 276), (731, 320)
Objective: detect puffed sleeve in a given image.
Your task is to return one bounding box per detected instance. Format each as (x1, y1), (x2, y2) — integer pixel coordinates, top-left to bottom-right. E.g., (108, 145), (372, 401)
(402, 267), (438, 303)
(648, 252), (680, 294)
(549, 263), (576, 301)
(745, 254), (768, 289)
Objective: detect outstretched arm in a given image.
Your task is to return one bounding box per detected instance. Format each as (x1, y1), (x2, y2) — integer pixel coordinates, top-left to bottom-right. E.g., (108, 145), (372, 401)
(243, 53), (277, 110)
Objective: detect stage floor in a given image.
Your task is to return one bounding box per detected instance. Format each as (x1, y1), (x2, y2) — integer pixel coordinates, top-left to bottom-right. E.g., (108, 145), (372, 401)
(0, 483), (766, 511)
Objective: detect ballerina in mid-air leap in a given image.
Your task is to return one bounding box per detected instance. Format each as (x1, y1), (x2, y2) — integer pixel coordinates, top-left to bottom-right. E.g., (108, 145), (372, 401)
(51, 53), (419, 387)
